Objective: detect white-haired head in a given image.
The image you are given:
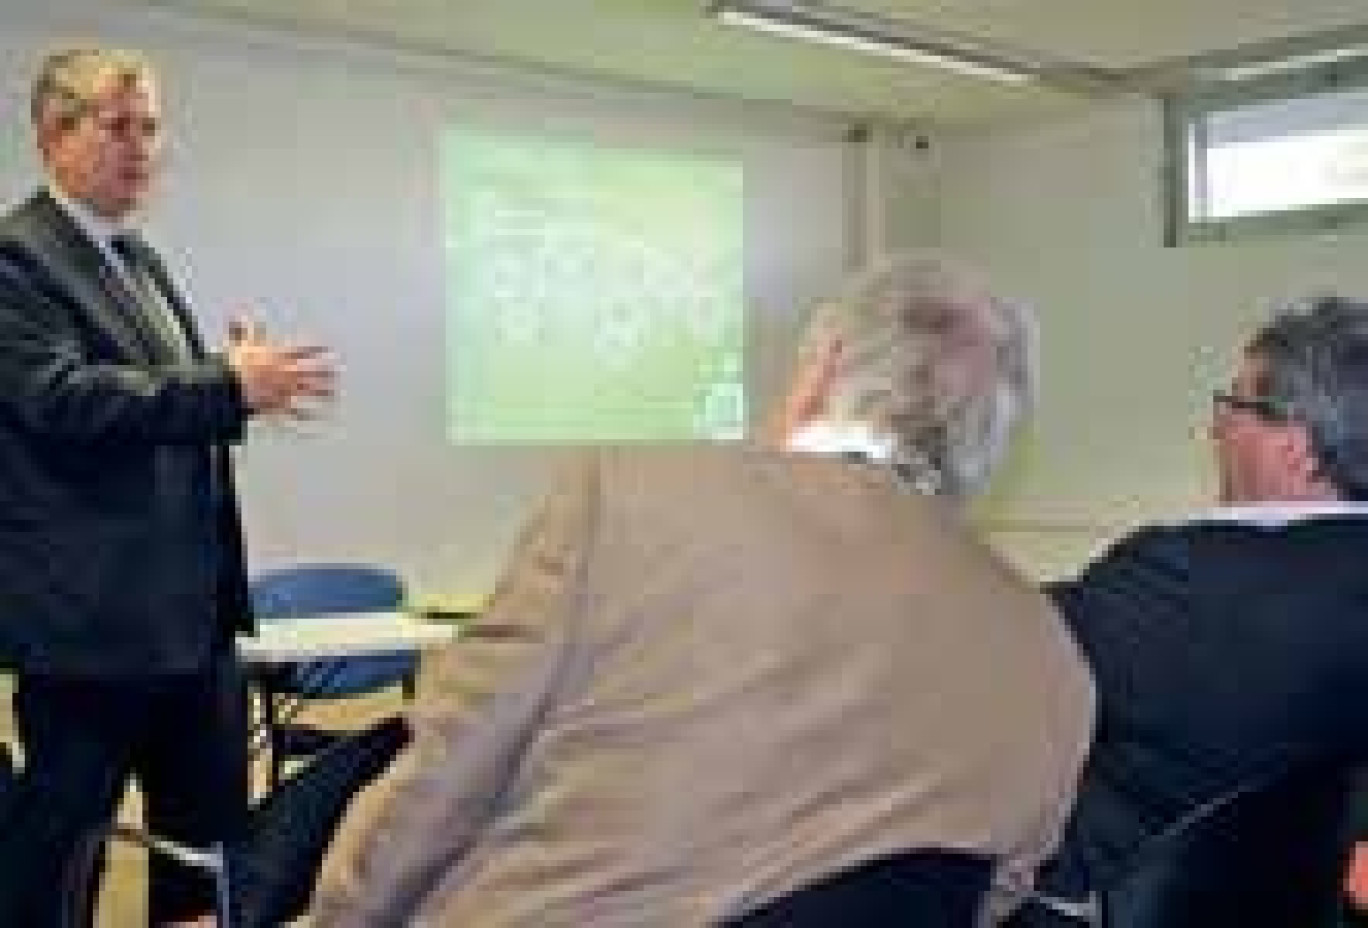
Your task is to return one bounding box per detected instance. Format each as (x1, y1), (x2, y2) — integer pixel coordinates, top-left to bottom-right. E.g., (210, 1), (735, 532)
(792, 250), (1038, 498)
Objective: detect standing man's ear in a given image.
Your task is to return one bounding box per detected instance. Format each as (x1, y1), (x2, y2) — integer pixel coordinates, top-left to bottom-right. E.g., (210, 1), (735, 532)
(765, 336), (843, 447)
(34, 110), (57, 160)
(33, 103), (76, 161)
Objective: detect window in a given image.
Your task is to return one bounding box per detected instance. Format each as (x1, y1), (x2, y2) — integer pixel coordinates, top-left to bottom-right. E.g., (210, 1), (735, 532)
(1164, 58), (1368, 243)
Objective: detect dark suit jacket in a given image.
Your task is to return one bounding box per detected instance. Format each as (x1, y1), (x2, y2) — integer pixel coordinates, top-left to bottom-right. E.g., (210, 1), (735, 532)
(1043, 516), (1368, 892)
(0, 191), (253, 676)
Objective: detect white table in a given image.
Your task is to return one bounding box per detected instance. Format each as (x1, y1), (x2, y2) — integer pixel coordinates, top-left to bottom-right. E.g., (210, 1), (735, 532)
(239, 611), (460, 789)
(236, 610), (458, 664)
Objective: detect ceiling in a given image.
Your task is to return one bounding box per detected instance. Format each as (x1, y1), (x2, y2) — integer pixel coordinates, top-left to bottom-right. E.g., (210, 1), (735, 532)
(136, 0), (1368, 125)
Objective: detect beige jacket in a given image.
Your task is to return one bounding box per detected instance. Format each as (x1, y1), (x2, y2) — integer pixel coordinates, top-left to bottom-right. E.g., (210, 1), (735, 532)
(314, 447), (1094, 927)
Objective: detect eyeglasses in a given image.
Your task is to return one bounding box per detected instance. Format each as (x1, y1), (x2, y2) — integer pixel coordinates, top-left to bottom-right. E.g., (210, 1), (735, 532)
(1212, 390), (1290, 422)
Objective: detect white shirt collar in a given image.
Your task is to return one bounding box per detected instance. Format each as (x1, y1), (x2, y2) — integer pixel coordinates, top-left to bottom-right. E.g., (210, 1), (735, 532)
(785, 419), (897, 461)
(1183, 501), (1368, 528)
(46, 182), (135, 250)
(784, 418), (944, 495)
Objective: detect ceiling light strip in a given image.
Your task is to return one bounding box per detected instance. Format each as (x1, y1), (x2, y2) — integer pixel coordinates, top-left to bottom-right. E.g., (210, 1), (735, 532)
(713, 2), (1036, 85)
(1212, 44), (1368, 82)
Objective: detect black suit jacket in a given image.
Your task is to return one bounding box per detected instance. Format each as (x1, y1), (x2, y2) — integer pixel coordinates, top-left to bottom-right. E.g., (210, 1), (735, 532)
(0, 191), (253, 676)
(1044, 516), (1368, 891)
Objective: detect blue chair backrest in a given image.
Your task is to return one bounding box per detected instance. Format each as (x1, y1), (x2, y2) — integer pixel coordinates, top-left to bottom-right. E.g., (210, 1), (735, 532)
(250, 563), (416, 696)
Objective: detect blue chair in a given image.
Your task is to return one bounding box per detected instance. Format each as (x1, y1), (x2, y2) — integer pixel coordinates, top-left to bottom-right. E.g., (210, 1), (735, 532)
(250, 563), (418, 788)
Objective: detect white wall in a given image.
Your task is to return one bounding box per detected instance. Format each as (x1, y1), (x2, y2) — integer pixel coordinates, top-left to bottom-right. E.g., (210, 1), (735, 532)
(0, 0), (853, 599)
(22, 4), (1345, 590)
(932, 95), (1368, 577)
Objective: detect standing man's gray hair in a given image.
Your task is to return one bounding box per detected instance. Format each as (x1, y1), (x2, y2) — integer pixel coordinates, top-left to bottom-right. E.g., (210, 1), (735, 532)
(30, 46), (153, 128)
(800, 250), (1037, 498)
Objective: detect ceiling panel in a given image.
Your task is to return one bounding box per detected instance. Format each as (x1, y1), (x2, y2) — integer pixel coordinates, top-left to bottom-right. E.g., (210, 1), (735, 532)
(854, 0), (1368, 66)
(135, 0), (1368, 123)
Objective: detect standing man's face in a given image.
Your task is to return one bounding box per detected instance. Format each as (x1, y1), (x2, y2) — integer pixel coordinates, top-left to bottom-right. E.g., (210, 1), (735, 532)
(40, 71), (163, 221)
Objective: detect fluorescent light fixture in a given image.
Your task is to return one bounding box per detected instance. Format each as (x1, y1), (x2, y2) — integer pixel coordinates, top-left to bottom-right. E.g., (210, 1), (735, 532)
(711, 0), (1036, 85)
(1208, 44), (1368, 82)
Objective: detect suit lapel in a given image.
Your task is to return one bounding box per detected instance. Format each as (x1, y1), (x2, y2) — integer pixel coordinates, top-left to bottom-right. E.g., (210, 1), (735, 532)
(24, 193), (188, 362)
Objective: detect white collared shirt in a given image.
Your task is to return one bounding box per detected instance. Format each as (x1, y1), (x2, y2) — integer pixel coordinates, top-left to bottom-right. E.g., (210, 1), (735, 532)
(46, 182), (133, 270)
(1184, 500), (1368, 528)
(785, 418), (946, 496)
(784, 419), (898, 462)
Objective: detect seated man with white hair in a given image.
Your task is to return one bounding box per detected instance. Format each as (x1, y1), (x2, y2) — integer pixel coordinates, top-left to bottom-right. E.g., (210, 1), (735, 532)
(312, 251), (1095, 927)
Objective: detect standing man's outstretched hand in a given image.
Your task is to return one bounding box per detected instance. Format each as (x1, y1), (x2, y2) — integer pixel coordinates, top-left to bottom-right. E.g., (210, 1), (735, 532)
(226, 315), (336, 418)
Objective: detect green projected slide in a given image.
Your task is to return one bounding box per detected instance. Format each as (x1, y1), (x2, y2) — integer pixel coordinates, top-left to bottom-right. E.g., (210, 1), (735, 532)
(442, 127), (745, 443)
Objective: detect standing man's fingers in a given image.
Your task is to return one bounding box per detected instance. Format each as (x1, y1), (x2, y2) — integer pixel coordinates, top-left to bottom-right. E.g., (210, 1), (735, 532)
(227, 314), (261, 345)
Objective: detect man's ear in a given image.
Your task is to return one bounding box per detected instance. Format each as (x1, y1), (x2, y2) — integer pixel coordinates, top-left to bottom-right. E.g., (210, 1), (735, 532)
(764, 336), (843, 446)
(34, 111), (64, 160)
(1280, 420), (1329, 489)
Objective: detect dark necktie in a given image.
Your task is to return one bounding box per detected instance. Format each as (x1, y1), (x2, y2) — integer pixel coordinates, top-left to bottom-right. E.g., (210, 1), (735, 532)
(111, 233), (224, 514)
(110, 232), (194, 360)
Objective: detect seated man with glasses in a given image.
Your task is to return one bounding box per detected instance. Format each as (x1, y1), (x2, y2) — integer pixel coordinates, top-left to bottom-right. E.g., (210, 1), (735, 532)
(1008, 294), (1368, 924)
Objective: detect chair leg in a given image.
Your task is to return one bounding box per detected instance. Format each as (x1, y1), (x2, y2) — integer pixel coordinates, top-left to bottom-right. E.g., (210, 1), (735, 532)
(262, 688), (283, 793)
(61, 822), (111, 928)
(62, 825), (229, 928)
(213, 841), (234, 928)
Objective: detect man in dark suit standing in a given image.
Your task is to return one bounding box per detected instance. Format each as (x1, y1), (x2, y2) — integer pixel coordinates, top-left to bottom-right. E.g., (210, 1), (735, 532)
(0, 47), (335, 925)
